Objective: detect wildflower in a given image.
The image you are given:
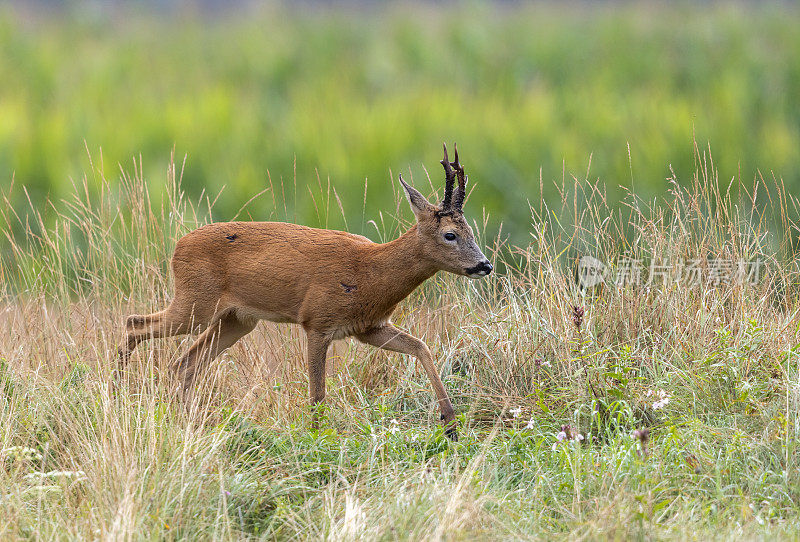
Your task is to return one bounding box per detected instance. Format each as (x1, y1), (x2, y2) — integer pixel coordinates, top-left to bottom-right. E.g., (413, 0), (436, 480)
(534, 358), (551, 369)
(652, 397), (670, 410)
(387, 419), (400, 434)
(648, 389), (671, 410)
(525, 418), (536, 430)
(552, 424), (584, 450)
(509, 407), (522, 419)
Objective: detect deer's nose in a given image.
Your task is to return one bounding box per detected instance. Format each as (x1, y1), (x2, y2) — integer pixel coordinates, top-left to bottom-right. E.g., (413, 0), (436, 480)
(467, 260), (493, 277)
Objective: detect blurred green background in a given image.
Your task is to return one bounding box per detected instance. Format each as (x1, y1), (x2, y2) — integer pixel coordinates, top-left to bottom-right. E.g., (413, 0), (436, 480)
(1, 2), (798, 242)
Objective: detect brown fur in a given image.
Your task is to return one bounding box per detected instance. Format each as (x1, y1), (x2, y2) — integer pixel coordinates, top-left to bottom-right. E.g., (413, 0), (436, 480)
(119, 147), (491, 439)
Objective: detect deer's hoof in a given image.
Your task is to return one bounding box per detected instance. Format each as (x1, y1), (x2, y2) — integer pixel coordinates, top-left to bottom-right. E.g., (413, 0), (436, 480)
(441, 414), (459, 441)
(444, 423), (459, 442)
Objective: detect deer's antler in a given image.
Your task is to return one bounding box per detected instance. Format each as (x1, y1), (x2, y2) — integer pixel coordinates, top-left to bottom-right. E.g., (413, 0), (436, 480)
(451, 144), (467, 211)
(440, 143), (456, 211)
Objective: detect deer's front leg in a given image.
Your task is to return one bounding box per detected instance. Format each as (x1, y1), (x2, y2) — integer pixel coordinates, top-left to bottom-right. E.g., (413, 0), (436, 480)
(356, 324), (457, 440)
(306, 330), (332, 431)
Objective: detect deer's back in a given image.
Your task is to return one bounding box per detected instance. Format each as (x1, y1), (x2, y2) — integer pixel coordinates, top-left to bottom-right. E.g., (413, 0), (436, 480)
(170, 221), (377, 329)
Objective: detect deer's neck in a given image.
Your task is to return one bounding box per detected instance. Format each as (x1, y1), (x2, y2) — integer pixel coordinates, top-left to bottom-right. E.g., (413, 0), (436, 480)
(365, 225), (438, 308)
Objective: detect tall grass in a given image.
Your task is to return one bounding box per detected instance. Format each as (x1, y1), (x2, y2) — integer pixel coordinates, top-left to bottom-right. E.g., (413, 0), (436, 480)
(0, 144), (798, 539)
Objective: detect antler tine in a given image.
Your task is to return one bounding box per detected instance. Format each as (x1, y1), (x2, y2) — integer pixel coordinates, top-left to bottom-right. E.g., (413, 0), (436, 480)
(453, 168), (467, 211)
(447, 142), (466, 211)
(440, 142), (456, 210)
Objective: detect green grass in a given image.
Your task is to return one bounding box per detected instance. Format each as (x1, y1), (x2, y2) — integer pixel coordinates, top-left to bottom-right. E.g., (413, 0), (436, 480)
(0, 149), (798, 539)
(1, 2), (799, 242)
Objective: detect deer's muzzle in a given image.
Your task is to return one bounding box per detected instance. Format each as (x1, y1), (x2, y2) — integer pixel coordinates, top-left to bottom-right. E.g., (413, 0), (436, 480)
(466, 260), (493, 278)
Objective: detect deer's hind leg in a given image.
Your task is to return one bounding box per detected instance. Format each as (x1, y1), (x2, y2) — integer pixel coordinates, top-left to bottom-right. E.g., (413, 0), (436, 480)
(171, 308), (256, 394)
(118, 299), (210, 372)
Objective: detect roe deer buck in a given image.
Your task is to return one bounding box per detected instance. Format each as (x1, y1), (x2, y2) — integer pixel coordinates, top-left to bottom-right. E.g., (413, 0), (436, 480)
(119, 144), (492, 439)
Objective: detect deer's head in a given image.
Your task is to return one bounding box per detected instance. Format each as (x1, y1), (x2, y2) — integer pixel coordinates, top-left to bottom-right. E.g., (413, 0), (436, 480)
(399, 143), (493, 279)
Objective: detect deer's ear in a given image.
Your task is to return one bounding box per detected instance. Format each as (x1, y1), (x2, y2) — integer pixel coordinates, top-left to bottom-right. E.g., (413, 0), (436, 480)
(399, 174), (435, 221)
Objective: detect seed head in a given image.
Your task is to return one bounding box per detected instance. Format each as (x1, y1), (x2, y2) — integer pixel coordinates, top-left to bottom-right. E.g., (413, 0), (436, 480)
(571, 305), (584, 330)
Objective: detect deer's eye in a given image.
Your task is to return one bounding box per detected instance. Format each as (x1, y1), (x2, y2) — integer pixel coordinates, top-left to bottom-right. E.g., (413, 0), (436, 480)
(444, 232), (457, 242)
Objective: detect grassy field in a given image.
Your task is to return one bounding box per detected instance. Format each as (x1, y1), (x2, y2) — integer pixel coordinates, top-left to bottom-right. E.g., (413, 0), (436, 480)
(2, 2), (800, 540)
(1, 2), (799, 242)
(0, 149), (799, 539)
